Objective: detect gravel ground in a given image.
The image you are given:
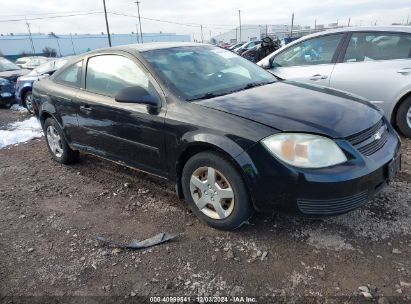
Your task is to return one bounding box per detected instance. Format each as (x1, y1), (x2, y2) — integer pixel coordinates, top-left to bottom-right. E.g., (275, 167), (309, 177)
(0, 108), (410, 303)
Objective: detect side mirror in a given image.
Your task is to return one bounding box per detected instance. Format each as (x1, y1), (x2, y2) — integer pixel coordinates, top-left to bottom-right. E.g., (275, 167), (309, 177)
(115, 86), (160, 108)
(260, 59), (272, 69)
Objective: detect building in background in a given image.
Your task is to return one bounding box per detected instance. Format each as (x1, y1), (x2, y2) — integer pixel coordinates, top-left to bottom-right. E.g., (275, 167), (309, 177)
(211, 24), (320, 44)
(0, 32), (191, 58)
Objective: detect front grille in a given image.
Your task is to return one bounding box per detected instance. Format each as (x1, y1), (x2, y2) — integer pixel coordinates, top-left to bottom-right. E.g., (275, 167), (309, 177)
(297, 191), (368, 215)
(0, 84), (15, 94)
(346, 119), (389, 156)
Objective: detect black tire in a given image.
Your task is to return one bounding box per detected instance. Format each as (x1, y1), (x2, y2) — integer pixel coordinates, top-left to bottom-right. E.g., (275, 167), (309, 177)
(43, 118), (79, 164)
(181, 151), (254, 230)
(396, 96), (411, 138)
(23, 91), (34, 114)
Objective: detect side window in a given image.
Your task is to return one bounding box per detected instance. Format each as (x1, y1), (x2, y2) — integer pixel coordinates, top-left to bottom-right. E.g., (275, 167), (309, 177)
(344, 32), (411, 62)
(86, 55), (155, 98)
(273, 34), (344, 67)
(54, 61), (82, 87)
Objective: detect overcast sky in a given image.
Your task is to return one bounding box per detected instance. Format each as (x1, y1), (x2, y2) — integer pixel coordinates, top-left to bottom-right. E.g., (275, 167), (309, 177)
(0, 0), (410, 39)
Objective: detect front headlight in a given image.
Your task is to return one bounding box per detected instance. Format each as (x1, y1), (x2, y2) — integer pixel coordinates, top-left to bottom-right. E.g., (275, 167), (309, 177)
(0, 77), (11, 85)
(261, 133), (347, 168)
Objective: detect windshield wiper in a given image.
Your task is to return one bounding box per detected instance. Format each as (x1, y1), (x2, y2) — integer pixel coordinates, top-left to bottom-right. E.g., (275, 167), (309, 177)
(187, 81), (276, 101)
(188, 92), (230, 101)
(241, 81), (276, 90)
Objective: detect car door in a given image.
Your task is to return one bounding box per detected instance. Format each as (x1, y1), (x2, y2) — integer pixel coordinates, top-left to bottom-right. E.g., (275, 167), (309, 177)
(329, 31), (411, 117)
(47, 60), (83, 143)
(268, 33), (345, 86)
(75, 53), (167, 175)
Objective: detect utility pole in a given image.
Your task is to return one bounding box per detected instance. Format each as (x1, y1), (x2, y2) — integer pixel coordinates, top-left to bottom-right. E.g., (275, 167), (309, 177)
(200, 25), (204, 43)
(290, 13), (294, 37)
(25, 20), (36, 54)
(348, 17), (351, 27)
(102, 0), (112, 47)
(336, 18), (339, 27)
(134, 1), (143, 43)
(55, 36), (62, 57)
(209, 30), (211, 42)
(135, 24), (140, 43)
(238, 10), (242, 43)
(70, 33), (76, 55)
(314, 19), (317, 32)
(235, 27), (238, 42)
(266, 24), (268, 37)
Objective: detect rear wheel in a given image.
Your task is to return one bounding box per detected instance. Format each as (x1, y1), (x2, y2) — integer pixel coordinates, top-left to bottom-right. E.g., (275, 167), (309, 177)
(181, 151), (253, 230)
(44, 118), (79, 164)
(23, 91), (34, 114)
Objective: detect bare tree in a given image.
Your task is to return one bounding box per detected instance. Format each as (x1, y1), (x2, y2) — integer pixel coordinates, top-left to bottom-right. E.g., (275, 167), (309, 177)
(42, 47), (57, 57)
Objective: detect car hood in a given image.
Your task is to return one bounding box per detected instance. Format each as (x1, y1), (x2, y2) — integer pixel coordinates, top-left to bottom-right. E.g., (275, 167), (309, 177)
(194, 81), (382, 138)
(0, 69), (31, 82)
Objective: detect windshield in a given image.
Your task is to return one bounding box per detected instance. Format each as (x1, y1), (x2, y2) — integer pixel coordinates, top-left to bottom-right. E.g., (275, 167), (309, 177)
(28, 59), (67, 76)
(0, 57), (21, 72)
(141, 46), (276, 101)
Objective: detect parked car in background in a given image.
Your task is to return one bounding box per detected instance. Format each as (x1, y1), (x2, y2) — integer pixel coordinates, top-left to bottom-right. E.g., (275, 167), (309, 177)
(258, 26), (411, 137)
(228, 42), (245, 51)
(235, 40), (262, 55)
(33, 43), (400, 230)
(0, 57), (30, 107)
(15, 56), (49, 70)
(241, 37), (281, 63)
(15, 57), (72, 113)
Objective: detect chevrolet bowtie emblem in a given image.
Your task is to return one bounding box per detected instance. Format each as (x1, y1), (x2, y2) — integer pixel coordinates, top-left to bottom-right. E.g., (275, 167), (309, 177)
(374, 131), (382, 141)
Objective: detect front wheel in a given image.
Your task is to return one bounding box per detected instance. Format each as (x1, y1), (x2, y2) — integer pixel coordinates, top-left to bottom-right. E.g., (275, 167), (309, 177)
(23, 91), (34, 114)
(181, 151), (254, 230)
(396, 96), (411, 138)
(44, 118), (79, 164)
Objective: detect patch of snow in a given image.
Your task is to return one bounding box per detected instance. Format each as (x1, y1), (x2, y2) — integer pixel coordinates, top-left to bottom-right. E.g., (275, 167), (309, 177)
(0, 117), (43, 149)
(305, 229), (355, 251)
(9, 104), (28, 113)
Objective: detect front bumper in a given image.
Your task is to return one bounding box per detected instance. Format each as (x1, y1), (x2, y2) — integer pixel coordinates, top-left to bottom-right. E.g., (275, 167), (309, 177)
(238, 124), (401, 216)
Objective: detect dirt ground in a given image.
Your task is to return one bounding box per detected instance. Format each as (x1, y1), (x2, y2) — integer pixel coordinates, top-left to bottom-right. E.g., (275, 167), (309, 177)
(0, 107), (410, 303)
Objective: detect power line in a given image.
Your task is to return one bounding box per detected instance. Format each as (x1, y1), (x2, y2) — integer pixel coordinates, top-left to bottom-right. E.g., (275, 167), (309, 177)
(0, 11), (103, 22)
(0, 10), (102, 17)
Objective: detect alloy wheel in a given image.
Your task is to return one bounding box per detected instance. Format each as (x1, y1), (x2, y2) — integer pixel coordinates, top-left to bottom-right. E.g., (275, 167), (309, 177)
(189, 166), (235, 220)
(46, 126), (63, 158)
(25, 92), (34, 113)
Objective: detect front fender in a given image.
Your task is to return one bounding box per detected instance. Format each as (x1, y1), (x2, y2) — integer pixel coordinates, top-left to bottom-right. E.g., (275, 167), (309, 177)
(174, 131), (261, 208)
(179, 131), (246, 159)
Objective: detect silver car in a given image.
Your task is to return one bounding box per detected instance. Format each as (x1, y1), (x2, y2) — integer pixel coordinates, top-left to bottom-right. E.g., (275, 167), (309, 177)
(258, 26), (411, 137)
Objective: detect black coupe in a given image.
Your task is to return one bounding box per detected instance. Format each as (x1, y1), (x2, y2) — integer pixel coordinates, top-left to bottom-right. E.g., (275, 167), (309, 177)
(32, 43), (401, 230)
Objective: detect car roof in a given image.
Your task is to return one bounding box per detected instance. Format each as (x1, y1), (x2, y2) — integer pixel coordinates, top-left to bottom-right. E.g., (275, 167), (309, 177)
(78, 42), (211, 58)
(115, 42), (209, 52)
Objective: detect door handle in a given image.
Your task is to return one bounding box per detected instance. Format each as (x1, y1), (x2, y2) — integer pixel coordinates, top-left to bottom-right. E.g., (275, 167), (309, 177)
(310, 74), (328, 80)
(397, 68), (411, 74)
(80, 105), (92, 112)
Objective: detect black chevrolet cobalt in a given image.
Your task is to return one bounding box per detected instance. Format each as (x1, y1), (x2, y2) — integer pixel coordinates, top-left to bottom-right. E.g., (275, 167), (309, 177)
(32, 42), (401, 230)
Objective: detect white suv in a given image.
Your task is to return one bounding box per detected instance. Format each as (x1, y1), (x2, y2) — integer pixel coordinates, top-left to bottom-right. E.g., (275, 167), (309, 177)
(258, 26), (411, 137)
